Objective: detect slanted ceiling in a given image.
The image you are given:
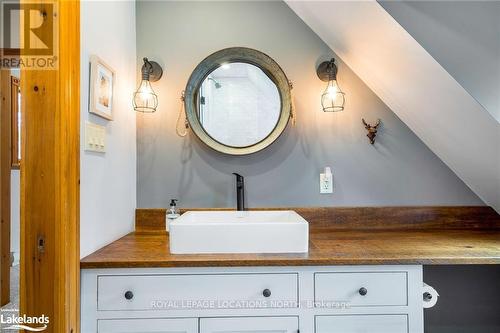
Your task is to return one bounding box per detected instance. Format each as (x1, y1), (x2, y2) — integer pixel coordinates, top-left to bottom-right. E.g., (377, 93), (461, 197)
(286, 0), (500, 213)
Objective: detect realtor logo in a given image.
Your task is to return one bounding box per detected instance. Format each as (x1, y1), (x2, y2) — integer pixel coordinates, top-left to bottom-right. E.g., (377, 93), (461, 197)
(0, 0), (58, 69)
(1, 309), (49, 331)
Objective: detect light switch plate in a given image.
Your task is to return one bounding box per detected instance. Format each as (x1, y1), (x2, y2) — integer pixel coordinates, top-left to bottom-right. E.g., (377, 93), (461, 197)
(85, 122), (106, 153)
(320, 173), (333, 194)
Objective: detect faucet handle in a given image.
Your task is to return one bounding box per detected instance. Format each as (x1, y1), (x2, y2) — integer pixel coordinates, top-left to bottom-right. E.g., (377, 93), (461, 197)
(232, 173), (244, 182)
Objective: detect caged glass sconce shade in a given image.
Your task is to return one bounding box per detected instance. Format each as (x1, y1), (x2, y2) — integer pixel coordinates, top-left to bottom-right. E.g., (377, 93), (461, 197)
(133, 79), (158, 112)
(133, 57), (163, 113)
(317, 58), (345, 112)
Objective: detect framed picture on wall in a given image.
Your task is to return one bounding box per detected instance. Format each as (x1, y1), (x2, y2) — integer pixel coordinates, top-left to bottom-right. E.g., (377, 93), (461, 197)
(89, 55), (115, 120)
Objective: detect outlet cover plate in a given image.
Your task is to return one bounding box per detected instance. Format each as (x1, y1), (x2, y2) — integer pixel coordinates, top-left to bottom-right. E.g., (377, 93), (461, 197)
(320, 173), (333, 194)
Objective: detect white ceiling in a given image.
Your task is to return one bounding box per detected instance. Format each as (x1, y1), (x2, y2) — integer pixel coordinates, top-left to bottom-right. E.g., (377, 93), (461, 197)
(286, 0), (500, 212)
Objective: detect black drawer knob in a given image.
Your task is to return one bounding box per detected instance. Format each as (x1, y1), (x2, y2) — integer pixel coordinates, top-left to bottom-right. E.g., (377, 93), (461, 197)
(262, 289), (272, 298)
(124, 290), (134, 300)
(359, 287), (368, 296)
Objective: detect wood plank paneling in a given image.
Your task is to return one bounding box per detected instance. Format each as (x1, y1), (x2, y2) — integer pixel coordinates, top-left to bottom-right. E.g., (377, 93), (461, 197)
(20, 0), (80, 332)
(135, 206), (500, 232)
(136, 209), (166, 233)
(293, 206), (500, 230)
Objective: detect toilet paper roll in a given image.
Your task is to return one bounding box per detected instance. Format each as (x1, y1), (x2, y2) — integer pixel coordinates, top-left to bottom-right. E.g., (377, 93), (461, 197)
(422, 283), (439, 309)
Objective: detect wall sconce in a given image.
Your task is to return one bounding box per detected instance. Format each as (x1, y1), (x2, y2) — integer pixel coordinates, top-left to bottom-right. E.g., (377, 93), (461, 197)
(133, 57), (163, 112)
(316, 58), (345, 112)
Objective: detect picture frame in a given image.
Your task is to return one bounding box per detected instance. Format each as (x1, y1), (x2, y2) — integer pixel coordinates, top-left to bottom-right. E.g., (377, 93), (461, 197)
(89, 55), (115, 120)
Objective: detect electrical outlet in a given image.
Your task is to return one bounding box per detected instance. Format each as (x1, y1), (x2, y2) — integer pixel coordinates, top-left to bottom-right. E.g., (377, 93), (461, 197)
(320, 167), (333, 194)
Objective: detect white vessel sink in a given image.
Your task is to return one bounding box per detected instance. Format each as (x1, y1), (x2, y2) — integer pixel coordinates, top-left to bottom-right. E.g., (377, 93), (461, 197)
(169, 211), (309, 254)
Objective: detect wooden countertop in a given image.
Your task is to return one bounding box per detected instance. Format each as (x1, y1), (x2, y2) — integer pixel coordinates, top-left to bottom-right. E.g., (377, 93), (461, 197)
(80, 207), (500, 268)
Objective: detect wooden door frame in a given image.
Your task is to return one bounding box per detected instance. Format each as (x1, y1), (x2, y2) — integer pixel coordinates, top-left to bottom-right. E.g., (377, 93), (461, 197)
(20, 0), (80, 332)
(0, 63), (12, 307)
(1, 73), (22, 307)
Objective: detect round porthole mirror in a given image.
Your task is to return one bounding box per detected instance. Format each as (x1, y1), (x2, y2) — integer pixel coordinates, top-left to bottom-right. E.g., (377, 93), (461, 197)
(184, 47), (292, 155)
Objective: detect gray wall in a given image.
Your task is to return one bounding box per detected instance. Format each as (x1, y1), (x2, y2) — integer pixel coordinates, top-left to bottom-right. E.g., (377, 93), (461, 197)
(379, 0), (500, 122)
(424, 265), (500, 333)
(136, 0), (482, 208)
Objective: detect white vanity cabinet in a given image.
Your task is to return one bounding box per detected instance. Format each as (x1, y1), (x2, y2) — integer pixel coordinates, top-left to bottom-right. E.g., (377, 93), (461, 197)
(315, 315), (408, 333)
(314, 272), (408, 307)
(200, 316), (298, 333)
(97, 318), (198, 333)
(81, 266), (424, 333)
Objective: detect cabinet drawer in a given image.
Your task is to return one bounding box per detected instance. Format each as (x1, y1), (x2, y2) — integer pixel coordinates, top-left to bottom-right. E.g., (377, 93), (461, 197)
(98, 318), (198, 333)
(314, 272), (407, 307)
(200, 316), (298, 333)
(97, 273), (298, 311)
(316, 315), (408, 333)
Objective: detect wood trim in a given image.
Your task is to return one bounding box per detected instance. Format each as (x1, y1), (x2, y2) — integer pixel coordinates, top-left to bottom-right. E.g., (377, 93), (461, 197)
(135, 206), (500, 232)
(1, 66), (12, 306)
(10, 76), (20, 169)
(292, 206), (500, 230)
(136, 209), (167, 233)
(20, 1), (80, 332)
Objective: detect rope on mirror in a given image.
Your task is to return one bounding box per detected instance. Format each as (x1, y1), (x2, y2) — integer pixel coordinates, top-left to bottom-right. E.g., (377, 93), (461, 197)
(289, 81), (297, 126)
(176, 91), (189, 137)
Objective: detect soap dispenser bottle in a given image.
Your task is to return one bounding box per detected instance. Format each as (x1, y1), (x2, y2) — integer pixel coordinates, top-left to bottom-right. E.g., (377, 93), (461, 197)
(166, 199), (180, 232)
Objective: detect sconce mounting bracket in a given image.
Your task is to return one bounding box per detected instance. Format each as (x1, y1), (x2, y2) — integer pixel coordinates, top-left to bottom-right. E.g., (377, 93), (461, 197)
(141, 57), (163, 82)
(316, 58), (338, 82)
(147, 61), (163, 82)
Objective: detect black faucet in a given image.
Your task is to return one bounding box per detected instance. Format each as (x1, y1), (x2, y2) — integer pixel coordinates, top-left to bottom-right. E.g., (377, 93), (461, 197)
(233, 173), (245, 211)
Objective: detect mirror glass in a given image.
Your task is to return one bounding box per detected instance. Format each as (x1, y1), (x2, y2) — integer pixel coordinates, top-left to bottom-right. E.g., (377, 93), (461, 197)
(197, 62), (281, 147)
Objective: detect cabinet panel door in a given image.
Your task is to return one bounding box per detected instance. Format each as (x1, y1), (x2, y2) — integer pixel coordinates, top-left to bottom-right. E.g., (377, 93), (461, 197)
(316, 315), (408, 333)
(98, 318), (198, 333)
(200, 316), (298, 333)
(314, 272), (408, 307)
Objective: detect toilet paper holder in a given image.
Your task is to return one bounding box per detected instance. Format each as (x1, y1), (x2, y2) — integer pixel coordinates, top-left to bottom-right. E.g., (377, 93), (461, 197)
(423, 291), (433, 301)
(422, 283), (439, 309)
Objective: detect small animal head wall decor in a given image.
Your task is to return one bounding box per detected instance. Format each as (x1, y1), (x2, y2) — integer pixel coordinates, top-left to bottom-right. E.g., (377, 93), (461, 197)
(362, 118), (381, 144)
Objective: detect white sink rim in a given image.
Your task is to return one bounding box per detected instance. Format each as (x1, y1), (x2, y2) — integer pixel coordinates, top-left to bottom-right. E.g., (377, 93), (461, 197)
(169, 210), (309, 254)
(169, 210), (309, 226)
